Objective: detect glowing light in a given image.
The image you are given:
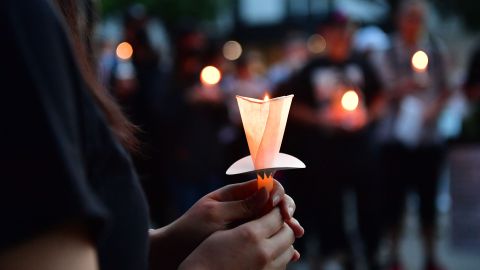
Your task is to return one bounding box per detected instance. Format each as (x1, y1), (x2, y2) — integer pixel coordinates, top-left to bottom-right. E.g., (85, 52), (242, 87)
(264, 94), (270, 101)
(257, 172), (274, 192)
(411, 50), (428, 71)
(116, 42), (133, 60)
(307, 34), (326, 54)
(223, 40), (243, 61)
(341, 90), (359, 111)
(200, 66), (222, 85)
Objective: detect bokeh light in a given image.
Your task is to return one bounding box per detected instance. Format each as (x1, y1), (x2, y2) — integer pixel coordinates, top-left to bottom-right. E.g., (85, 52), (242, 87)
(264, 93), (269, 101)
(116, 42), (133, 60)
(341, 90), (359, 111)
(411, 50), (429, 71)
(200, 66), (222, 85)
(307, 34), (326, 54)
(223, 40), (243, 61)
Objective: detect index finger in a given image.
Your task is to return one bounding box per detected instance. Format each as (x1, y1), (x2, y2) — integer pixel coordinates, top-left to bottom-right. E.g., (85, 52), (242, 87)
(209, 179), (258, 202)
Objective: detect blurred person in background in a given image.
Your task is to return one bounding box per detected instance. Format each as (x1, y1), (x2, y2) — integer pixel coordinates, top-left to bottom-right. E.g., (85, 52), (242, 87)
(459, 44), (480, 142)
(113, 4), (174, 226)
(268, 34), (309, 88)
(0, 1), (305, 270)
(278, 11), (383, 270)
(373, 1), (451, 269)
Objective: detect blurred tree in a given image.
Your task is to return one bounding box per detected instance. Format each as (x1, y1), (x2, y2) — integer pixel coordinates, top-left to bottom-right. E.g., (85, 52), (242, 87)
(100, 0), (232, 23)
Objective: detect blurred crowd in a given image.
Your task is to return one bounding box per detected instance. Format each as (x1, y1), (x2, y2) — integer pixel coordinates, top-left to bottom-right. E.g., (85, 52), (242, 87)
(96, 1), (480, 270)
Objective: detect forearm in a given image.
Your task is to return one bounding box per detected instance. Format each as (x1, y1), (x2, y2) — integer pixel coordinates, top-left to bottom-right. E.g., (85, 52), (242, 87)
(149, 215), (210, 270)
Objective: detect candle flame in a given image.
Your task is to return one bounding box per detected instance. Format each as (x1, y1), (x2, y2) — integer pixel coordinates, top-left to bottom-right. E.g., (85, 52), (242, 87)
(257, 172), (274, 192)
(412, 50), (428, 71)
(200, 66), (222, 85)
(116, 42), (133, 60)
(341, 90), (359, 111)
(264, 94), (270, 101)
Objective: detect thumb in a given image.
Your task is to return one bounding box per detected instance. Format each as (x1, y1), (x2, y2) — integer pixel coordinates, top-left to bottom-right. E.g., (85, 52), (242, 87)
(220, 187), (269, 225)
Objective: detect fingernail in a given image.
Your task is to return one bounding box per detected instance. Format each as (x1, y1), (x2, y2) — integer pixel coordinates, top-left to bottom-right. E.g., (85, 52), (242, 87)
(287, 205), (294, 217)
(272, 194), (280, 205)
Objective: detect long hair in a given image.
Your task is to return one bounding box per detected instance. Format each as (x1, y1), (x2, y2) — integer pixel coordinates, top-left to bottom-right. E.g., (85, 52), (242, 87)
(53, 0), (139, 151)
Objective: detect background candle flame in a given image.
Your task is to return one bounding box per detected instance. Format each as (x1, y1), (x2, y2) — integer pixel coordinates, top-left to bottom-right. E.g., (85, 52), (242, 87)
(116, 42), (133, 60)
(264, 94), (270, 101)
(341, 90), (359, 111)
(411, 50), (429, 71)
(200, 66), (222, 85)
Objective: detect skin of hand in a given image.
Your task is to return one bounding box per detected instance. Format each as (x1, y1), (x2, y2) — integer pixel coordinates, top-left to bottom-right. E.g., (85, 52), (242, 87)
(178, 207), (299, 270)
(0, 224), (98, 270)
(149, 179), (304, 270)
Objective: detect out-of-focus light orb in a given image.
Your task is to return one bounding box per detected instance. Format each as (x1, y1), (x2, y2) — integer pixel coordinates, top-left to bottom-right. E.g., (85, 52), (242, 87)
(341, 90), (359, 111)
(264, 93), (270, 101)
(200, 66), (222, 85)
(223, 40), (243, 61)
(411, 50), (428, 71)
(307, 34), (326, 54)
(116, 42), (133, 60)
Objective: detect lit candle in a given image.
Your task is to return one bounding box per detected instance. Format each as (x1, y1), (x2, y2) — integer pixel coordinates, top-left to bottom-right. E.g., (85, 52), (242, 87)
(411, 50), (429, 72)
(226, 94), (305, 192)
(330, 89), (367, 130)
(341, 90), (359, 111)
(116, 41), (133, 60)
(200, 65), (222, 86)
(411, 50), (429, 87)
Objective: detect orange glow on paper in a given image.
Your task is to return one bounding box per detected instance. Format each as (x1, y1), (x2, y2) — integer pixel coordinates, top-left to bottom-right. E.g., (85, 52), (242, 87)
(116, 42), (133, 60)
(236, 95), (293, 170)
(200, 66), (222, 85)
(411, 50), (428, 72)
(257, 172), (274, 192)
(341, 90), (359, 111)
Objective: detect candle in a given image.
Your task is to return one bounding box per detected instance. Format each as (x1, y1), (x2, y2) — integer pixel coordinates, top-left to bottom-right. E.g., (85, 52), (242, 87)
(200, 65), (222, 86)
(226, 94), (305, 193)
(236, 95), (291, 191)
(341, 90), (359, 111)
(411, 50), (429, 72)
(411, 50), (429, 87)
(329, 89), (367, 130)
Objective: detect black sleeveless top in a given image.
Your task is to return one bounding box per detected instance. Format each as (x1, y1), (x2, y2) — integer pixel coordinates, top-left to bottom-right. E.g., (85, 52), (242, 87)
(0, 1), (150, 269)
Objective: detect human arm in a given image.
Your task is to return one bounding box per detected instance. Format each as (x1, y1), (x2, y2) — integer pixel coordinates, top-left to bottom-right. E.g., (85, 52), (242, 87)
(0, 224), (98, 270)
(178, 207), (299, 270)
(149, 179), (303, 270)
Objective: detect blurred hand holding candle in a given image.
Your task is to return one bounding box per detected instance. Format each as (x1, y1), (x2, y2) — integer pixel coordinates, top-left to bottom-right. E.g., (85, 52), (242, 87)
(226, 94), (305, 192)
(328, 89), (367, 131)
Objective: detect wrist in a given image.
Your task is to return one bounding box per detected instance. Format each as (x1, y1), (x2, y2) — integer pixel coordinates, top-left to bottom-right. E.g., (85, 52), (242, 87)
(178, 253), (209, 270)
(149, 212), (211, 270)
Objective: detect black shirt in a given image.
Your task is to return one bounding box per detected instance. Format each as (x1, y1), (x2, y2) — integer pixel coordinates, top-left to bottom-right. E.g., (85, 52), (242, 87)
(0, 1), (150, 269)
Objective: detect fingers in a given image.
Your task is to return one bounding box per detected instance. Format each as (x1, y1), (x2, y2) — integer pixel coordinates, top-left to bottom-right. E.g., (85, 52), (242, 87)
(218, 187), (269, 223)
(285, 218), (305, 238)
(267, 224), (295, 258)
(280, 194), (295, 220)
(210, 179), (258, 201)
(291, 249), (301, 262)
(270, 180), (285, 207)
(244, 207), (283, 238)
(269, 245), (295, 269)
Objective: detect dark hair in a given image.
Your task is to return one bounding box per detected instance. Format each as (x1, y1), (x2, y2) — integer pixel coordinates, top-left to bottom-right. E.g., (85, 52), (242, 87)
(53, 0), (139, 151)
